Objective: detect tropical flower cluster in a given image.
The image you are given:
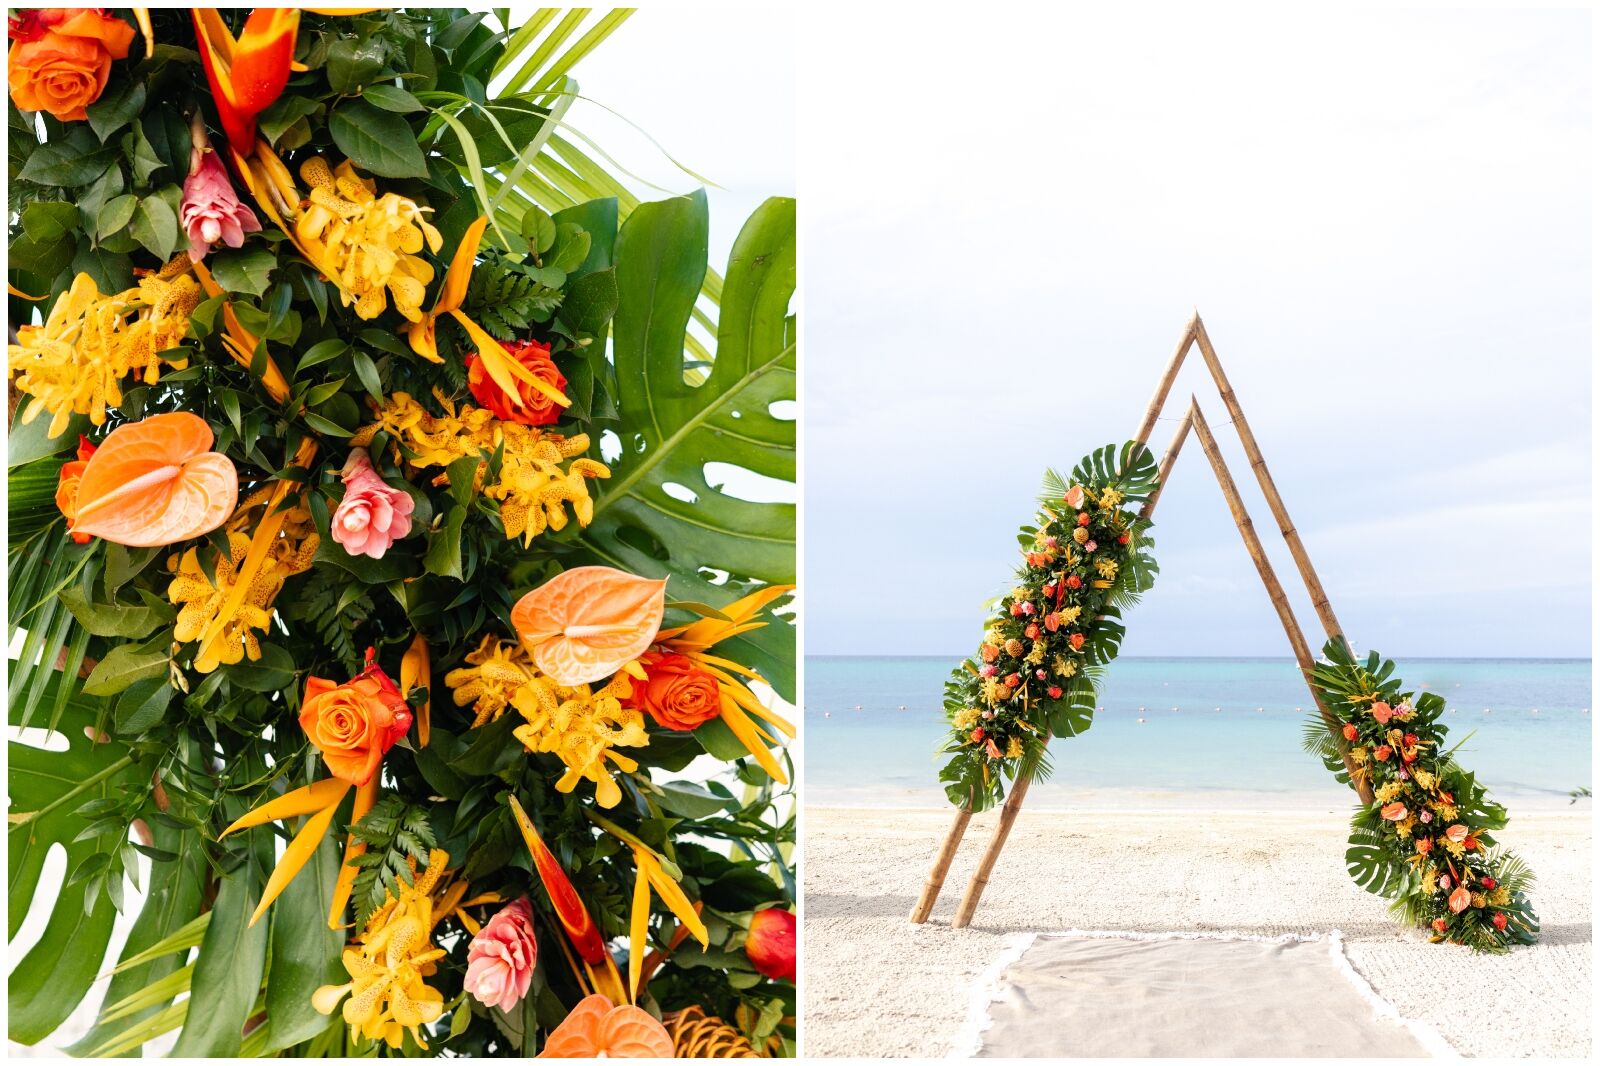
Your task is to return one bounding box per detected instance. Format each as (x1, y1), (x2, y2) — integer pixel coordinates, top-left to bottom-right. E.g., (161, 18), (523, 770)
(8, 7), (796, 1058)
(939, 443), (1161, 811)
(1308, 642), (1539, 953)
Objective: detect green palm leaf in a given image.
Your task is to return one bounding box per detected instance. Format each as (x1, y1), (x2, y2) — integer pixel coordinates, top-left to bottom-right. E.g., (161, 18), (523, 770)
(577, 190), (796, 699)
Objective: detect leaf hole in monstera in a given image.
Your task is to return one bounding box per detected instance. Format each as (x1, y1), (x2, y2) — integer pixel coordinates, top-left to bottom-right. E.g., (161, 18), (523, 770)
(767, 399), (796, 421)
(661, 481), (699, 504)
(614, 522), (669, 562)
(703, 462), (794, 504)
(599, 429), (623, 463)
(10, 726), (72, 753)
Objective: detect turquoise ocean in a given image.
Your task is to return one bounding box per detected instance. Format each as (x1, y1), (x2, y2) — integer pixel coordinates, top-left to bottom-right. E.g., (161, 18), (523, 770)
(805, 657), (1592, 810)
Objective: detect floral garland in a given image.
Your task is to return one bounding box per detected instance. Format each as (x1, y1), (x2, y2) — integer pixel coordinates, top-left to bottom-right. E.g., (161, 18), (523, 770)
(8, 7), (795, 1057)
(1309, 642), (1539, 953)
(939, 442), (1160, 811)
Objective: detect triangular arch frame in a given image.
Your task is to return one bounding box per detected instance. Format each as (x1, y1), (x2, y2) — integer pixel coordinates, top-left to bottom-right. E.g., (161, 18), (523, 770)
(911, 312), (1375, 929)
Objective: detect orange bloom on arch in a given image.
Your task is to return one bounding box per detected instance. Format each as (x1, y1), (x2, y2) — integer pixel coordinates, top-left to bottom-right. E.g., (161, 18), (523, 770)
(54, 435), (98, 543)
(624, 651), (722, 731)
(7, 8), (134, 121)
(467, 338), (567, 426)
(298, 655), (413, 786)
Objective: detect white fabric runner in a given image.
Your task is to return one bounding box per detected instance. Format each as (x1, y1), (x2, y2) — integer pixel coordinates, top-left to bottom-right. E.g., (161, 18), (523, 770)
(961, 930), (1452, 1058)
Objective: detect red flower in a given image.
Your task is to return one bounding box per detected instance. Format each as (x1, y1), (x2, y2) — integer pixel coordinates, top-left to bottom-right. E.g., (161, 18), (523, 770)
(1065, 575), (1081, 590)
(1009, 603), (1026, 617)
(1047, 686), (1062, 699)
(467, 338), (567, 425)
(970, 727), (985, 742)
(1374, 744), (1392, 761)
(1076, 512), (1090, 527)
(1481, 877), (1497, 890)
(1431, 918), (1448, 933)
(1044, 613), (1060, 633)
(1068, 633), (1085, 651)
(1463, 836), (1477, 850)
(1415, 837), (1432, 855)
(1024, 624), (1040, 640)
(1117, 533), (1131, 545)
(1004, 673), (1021, 688)
(1341, 723), (1358, 742)
(1492, 912), (1507, 931)
(1403, 733), (1418, 746)
(1042, 583), (1056, 597)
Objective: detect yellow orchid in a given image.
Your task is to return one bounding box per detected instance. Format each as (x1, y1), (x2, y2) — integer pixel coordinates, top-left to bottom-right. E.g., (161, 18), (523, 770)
(653, 585), (797, 782)
(167, 468), (320, 674)
(313, 849), (485, 1050)
(9, 268), (198, 437)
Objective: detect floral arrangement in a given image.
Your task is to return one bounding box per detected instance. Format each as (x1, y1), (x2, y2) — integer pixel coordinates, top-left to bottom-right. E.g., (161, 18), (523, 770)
(1307, 641), (1538, 953)
(938, 442), (1160, 811)
(9, 7), (795, 1057)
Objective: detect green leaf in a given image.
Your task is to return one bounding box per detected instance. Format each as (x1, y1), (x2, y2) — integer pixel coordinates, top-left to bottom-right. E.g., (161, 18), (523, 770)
(261, 824), (343, 1051)
(655, 780), (735, 819)
(208, 247), (276, 297)
(363, 84), (425, 113)
(424, 505), (468, 579)
(129, 194), (180, 261)
(579, 192), (797, 701)
(170, 866), (269, 1056)
(327, 36), (387, 93)
(8, 414), (87, 467)
(7, 677), (136, 1044)
(557, 266), (618, 338)
(59, 585), (168, 639)
(227, 643), (297, 693)
(297, 338), (350, 374)
(82, 642), (169, 697)
(521, 204), (556, 252)
(21, 201), (79, 244)
(113, 676), (176, 734)
(329, 100), (428, 179)
(257, 96), (323, 144)
(17, 142), (118, 186)
(546, 223), (591, 273)
(86, 79), (146, 141)
(97, 193), (139, 239)
(123, 122), (164, 185)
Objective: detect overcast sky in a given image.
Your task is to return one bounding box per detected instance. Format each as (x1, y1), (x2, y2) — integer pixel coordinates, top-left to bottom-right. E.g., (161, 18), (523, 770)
(801, 5), (1592, 658)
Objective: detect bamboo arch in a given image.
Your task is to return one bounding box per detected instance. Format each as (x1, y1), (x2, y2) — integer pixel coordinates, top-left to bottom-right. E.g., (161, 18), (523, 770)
(910, 312), (1374, 929)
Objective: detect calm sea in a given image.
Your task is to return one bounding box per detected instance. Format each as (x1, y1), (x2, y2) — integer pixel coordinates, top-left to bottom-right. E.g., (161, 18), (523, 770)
(805, 656), (1593, 810)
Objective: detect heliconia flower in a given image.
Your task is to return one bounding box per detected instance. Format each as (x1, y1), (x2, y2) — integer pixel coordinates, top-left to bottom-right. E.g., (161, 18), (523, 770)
(1371, 701), (1394, 725)
(1444, 824), (1468, 844)
(464, 898), (539, 1012)
(1064, 485), (1085, 509)
(192, 8), (300, 151)
(182, 138), (260, 261)
(1448, 886), (1472, 914)
(745, 907), (796, 982)
(331, 448), (414, 559)
(1380, 801), (1408, 821)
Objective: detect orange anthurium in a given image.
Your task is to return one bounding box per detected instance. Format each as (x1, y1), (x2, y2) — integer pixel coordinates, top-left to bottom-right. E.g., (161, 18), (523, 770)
(192, 8), (300, 152)
(69, 413), (238, 547)
(407, 215), (570, 411)
(511, 566), (667, 686)
(508, 795), (628, 1004)
(538, 995), (674, 1059)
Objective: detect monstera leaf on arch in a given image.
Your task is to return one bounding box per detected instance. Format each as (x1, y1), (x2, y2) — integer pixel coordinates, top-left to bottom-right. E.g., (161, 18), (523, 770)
(578, 190), (796, 700)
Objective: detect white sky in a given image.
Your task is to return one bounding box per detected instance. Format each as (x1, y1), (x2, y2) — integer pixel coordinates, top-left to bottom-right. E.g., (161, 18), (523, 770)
(801, 4), (1592, 657)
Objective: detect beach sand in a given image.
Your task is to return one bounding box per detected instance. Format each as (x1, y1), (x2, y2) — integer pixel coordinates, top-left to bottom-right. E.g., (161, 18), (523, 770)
(801, 805), (1591, 1058)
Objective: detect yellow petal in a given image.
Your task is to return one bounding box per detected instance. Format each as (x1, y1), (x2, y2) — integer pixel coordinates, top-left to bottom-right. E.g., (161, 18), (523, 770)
(629, 858), (650, 1003)
(249, 780), (350, 927)
(436, 217), (488, 316)
(401, 634), (431, 748)
(327, 775), (380, 929)
(718, 697), (786, 783)
(220, 776), (351, 838)
(643, 853), (709, 948)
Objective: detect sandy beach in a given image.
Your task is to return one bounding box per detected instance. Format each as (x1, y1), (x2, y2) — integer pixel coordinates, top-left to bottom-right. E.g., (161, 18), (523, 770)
(801, 805), (1591, 1058)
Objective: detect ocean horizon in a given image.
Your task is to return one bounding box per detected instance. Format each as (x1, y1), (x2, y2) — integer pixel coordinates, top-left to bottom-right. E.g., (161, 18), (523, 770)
(804, 655), (1593, 810)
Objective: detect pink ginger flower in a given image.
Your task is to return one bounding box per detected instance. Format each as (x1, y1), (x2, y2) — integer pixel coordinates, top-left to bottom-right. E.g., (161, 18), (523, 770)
(464, 898), (538, 1011)
(181, 136), (260, 261)
(331, 449), (414, 559)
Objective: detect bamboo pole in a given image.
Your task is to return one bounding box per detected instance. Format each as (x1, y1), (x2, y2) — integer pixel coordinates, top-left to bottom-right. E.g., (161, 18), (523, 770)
(951, 766), (1035, 928)
(1132, 311), (1200, 446)
(1140, 408), (1193, 521)
(908, 806), (972, 923)
(1191, 318), (1345, 646)
(1188, 398), (1373, 805)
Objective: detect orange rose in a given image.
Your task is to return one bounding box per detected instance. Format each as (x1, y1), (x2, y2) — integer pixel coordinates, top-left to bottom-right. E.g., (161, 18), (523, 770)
(55, 434), (97, 543)
(8, 9), (134, 121)
(625, 651), (721, 732)
(466, 338), (567, 426)
(298, 658), (413, 785)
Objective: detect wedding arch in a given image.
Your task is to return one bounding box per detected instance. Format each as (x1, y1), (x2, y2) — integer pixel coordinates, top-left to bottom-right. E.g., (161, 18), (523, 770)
(910, 314), (1537, 953)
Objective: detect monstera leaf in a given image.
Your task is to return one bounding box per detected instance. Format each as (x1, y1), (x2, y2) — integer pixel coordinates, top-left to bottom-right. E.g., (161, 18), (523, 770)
(578, 190), (796, 699)
(8, 676), (139, 1044)
(1344, 822), (1413, 898)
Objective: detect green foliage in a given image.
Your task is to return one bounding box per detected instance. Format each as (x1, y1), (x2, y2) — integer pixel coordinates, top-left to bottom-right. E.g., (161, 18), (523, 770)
(348, 795), (438, 927)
